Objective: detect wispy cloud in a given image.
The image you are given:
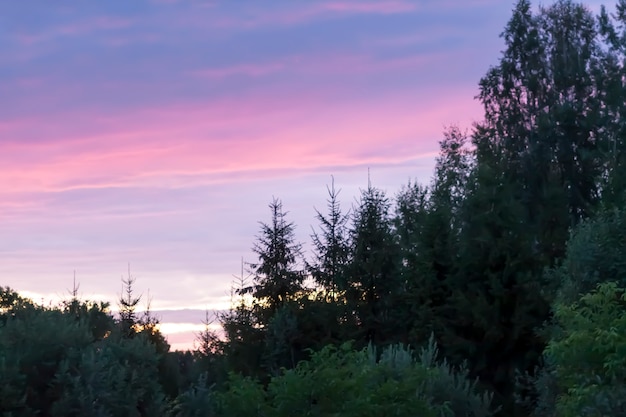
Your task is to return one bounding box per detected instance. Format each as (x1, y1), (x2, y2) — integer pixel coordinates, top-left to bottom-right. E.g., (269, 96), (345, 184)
(13, 16), (134, 45)
(191, 62), (286, 79)
(0, 84), (478, 198)
(321, 1), (416, 14)
(199, 0), (417, 30)
(190, 51), (444, 82)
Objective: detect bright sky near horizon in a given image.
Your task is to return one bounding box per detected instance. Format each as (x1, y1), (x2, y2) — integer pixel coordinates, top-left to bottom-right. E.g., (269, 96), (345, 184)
(1, 0), (604, 350)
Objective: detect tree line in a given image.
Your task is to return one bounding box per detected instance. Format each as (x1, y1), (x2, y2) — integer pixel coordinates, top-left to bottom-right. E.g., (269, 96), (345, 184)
(3, 1), (626, 415)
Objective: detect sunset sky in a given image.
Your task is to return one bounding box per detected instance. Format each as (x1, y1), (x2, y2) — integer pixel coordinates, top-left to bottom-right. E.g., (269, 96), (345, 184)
(1, 0), (603, 350)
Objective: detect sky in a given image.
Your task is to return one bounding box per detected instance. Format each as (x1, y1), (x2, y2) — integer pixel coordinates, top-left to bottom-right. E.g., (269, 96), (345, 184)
(1, 0), (605, 350)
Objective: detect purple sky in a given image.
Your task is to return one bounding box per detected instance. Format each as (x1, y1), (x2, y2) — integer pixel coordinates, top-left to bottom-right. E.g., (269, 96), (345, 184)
(2, 0), (602, 350)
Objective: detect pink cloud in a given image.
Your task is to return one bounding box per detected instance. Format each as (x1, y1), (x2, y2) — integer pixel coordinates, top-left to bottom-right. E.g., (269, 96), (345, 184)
(190, 51), (444, 81)
(191, 62), (286, 79)
(57, 16), (134, 35)
(13, 16), (133, 46)
(322, 1), (416, 14)
(0, 85), (481, 199)
(194, 0), (416, 30)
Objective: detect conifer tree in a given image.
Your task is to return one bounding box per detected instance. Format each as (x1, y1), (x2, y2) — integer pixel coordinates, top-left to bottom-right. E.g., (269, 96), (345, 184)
(393, 126), (471, 348)
(118, 264), (141, 337)
(308, 176), (351, 300)
(346, 182), (400, 345)
(246, 198), (305, 326)
(445, 149), (550, 415)
(394, 180), (435, 345)
(220, 259), (263, 376)
(395, 127), (471, 345)
(303, 178), (353, 345)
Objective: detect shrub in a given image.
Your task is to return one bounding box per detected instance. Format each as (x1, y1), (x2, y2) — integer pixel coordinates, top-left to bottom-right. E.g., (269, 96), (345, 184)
(546, 282), (626, 416)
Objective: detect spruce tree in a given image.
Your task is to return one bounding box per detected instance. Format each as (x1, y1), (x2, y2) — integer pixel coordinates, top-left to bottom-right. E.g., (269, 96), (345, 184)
(308, 177), (351, 300)
(346, 182), (400, 345)
(118, 264), (141, 338)
(219, 261), (263, 377)
(393, 128), (470, 347)
(246, 198), (305, 326)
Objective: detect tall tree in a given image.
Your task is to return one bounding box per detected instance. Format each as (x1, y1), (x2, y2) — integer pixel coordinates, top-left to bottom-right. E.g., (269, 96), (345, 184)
(299, 177), (353, 348)
(437, 4), (623, 415)
(219, 259), (263, 377)
(394, 181), (436, 345)
(393, 127), (471, 346)
(246, 198), (305, 326)
(346, 182), (400, 345)
(308, 176), (351, 300)
(477, 0), (602, 263)
(118, 264), (141, 338)
(444, 149), (551, 416)
(597, 1), (626, 208)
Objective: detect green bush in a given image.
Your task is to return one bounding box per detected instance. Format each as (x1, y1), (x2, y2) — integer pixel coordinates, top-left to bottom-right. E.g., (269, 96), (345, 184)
(552, 208), (626, 304)
(546, 282), (626, 416)
(215, 373), (268, 417)
(211, 339), (495, 417)
(169, 373), (217, 417)
(51, 330), (167, 417)
(417, 336), (496, 417)
(0, 308), (93, 416)
(0, 300), (166, 417)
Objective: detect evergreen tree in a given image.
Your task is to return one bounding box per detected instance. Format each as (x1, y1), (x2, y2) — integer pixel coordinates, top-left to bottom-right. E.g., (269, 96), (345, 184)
(346, 182), (400, 345)
(308, 176), (351, 300)
(0, 306), (93, 415)
(118, 264), (141, 338)
(138, 291), (170, 354)
(302, 177), (353, 346)
(393, 127), (472, 345)
(394, 180), (436, 345)
(246, 198), (305, 326)
(196, 310), (221, 358)
(219, 260), (263, 377)
(445, 151), (551, 415)
(52, 327), (168, 417)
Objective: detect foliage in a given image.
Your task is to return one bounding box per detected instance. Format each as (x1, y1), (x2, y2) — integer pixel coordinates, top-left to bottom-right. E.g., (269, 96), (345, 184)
(219, 263), (264, 377)
(0, 306), (93, 415)
(0, 291), (166, 417)
(346, 183), (400, 345)
(51, 329), (167, 417)
(118, 265), (142, 337)
(546, 282), (626, 416)
(211, 339), (495, 417)
(169, 373), (216, 417)
(417, 335), (497, 417)
(552, 207), (626, 303)
(214, 373), (268, 417)
(308, 176), (351, 299)
(246, 198), (305, 325)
